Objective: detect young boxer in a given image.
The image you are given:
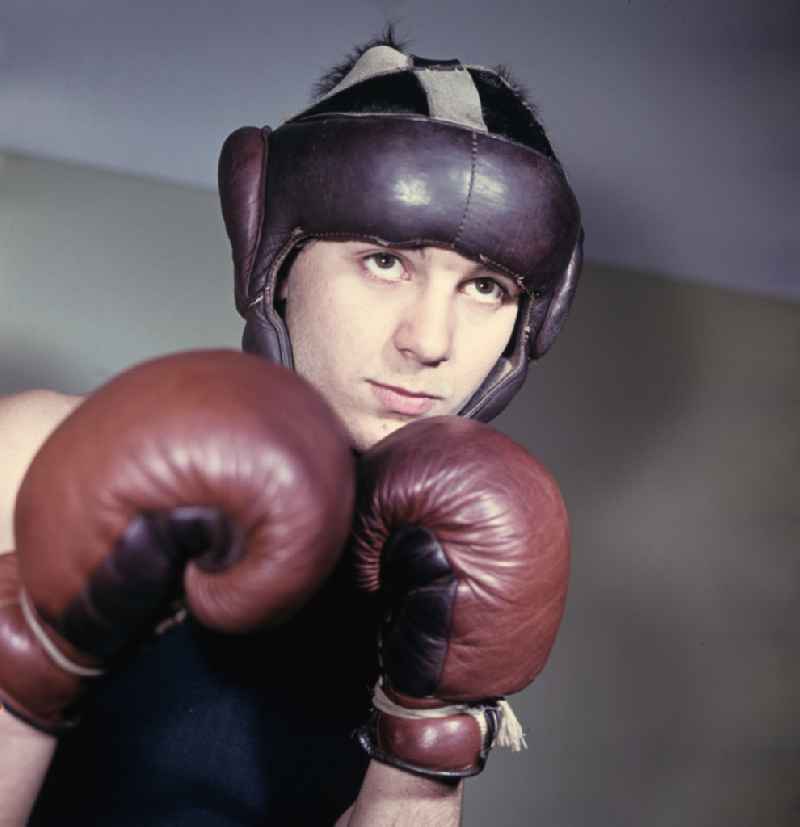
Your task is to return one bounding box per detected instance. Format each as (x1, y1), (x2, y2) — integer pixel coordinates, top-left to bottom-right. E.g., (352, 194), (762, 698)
(1, 32), (581, 826)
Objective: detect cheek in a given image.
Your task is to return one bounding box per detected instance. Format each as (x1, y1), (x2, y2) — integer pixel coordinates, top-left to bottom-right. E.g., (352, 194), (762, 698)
(284, 279), (328, 382)
(287, 278), (381, 391)
(444, 305), (518, 411)
(320, 288), (388, 362)
(460, 305), (518, 375)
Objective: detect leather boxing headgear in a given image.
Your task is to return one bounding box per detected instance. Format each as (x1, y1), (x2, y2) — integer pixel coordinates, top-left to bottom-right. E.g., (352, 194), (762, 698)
(218, 45), (583, 422)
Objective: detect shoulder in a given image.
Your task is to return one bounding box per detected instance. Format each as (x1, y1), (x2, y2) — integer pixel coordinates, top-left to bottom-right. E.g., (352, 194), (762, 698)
(0, 390), (84, 449)
(0, 390), (84, 554)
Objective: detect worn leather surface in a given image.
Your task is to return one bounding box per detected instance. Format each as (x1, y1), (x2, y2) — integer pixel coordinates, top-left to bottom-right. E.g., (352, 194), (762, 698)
(357, 682), (491, 778)
(376, 524), (457, 697)
(353, 416), (570, 700)
(5, 349), (355, 730)
(371, 708), (484, 776)
(218, 126), (269, 317)
(235, 116), (580, 315)
(0, 553), (86, 732)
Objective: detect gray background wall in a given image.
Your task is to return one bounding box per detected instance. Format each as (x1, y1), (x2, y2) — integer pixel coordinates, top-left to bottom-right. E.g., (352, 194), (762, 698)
(2, 0), (798, 303)
(1, 151), (797, 825)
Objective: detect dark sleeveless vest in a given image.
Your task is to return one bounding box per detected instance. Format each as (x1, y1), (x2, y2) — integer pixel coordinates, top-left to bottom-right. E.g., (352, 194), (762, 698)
(30, 565), (378, 826)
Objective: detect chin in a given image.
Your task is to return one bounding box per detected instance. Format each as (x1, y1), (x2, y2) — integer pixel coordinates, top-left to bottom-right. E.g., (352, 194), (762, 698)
(348, 416), (413, 453)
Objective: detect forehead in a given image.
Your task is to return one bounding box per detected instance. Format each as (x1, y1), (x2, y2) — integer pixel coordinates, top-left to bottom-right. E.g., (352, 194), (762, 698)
(296, 239), (518, 283)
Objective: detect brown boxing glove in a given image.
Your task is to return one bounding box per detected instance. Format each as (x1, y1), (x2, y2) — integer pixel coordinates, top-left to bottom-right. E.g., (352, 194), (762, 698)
(352, 416), (569, 778)
(0, 349), (354, 734)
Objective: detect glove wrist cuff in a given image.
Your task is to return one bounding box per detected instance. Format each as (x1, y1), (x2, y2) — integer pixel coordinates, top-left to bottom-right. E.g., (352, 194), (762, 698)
(355, 682), (501, 779)
(356, 708), (491, 780)
(0, 588), (94, 734)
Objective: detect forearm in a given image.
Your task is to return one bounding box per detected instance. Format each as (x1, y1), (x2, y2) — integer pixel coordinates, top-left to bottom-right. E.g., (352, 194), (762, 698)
(336, 761), (463, 827)
(0, 709), (55, 826)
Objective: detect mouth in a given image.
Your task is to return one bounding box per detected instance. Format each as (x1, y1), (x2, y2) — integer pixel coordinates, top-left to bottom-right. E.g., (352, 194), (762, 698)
(367, 381), (442, 417)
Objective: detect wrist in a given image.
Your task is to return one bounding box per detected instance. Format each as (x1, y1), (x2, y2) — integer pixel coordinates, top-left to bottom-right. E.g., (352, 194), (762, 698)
(0, 706), (57, 826)
(339, 760), (463, 827)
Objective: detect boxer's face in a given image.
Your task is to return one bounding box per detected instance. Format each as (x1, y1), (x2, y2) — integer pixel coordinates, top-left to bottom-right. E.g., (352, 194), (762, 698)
(281, 240), (520, 450)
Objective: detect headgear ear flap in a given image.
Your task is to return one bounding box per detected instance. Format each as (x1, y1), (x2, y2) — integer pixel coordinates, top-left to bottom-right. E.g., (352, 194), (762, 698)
(531, 229), (585, 359)
(218, 126), (270, 317)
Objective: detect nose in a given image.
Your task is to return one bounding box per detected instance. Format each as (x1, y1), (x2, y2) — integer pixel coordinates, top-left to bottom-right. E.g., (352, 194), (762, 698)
(393, 288), (454, 367)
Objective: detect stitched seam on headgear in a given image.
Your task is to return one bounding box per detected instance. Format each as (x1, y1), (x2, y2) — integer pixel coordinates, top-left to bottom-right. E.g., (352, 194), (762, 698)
(453, 132), (478, 248)
(250, 128), (268, 262)
(461, 360), (523, 419)
(247, 227), (306, 310)
(464, 66), (563, 173)
(233, 128), (269, 316)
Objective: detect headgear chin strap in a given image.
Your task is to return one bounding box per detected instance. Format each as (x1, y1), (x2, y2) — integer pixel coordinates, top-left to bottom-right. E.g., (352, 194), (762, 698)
(219, 45), (583, 423)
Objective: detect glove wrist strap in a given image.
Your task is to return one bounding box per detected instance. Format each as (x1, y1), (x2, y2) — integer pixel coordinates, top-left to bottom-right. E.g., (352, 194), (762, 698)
(0, 593), (86, 734)
(356, 681), (527, 780)
(19, 589), (105, 677)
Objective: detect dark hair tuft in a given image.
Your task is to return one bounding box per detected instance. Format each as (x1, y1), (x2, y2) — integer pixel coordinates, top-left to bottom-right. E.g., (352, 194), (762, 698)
(307, 34), (559, 164)
(311, 25), (409, 101)
(492, 64), (536, 114)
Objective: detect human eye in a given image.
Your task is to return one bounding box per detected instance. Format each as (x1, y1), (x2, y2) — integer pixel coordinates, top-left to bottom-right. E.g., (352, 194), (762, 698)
(361, 252), (408, 282)
(462, 276), (514, 305)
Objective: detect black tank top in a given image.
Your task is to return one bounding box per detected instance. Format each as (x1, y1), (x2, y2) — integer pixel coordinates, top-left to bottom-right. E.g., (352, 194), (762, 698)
(30, 567), (379, 826)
